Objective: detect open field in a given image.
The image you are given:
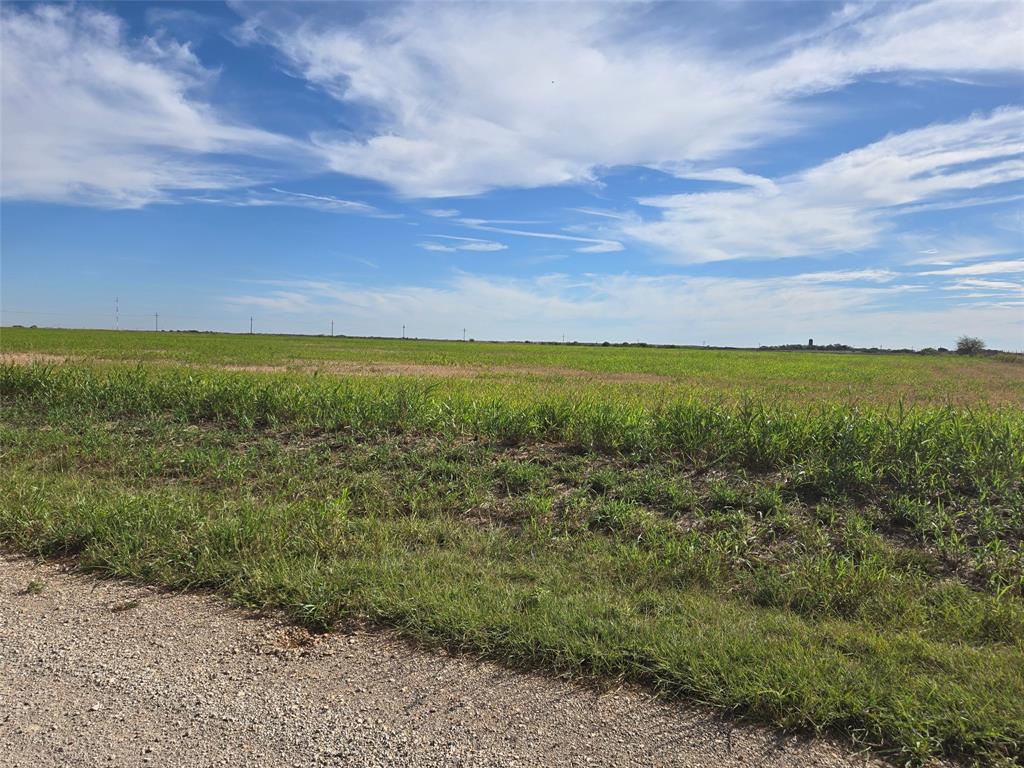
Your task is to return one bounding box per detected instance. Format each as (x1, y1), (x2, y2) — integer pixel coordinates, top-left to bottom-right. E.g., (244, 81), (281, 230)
(2, 327), (1023, 765)
(3, 326), (1024, 405)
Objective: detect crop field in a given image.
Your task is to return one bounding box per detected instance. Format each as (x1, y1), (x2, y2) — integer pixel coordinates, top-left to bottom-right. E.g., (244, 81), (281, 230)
(2, 327), (1023, 765)
(4, 327), (1024, 406)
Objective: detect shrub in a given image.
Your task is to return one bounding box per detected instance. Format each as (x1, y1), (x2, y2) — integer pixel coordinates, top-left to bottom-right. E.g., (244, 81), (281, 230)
(956, 336), (986, 355)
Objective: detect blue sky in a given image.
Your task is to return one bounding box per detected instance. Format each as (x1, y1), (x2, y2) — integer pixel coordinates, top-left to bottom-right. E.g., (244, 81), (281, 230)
(1, 1), (1022, 348)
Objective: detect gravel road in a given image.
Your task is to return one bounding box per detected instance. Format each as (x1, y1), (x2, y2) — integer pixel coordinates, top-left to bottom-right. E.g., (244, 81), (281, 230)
(0, 553), (887, 767)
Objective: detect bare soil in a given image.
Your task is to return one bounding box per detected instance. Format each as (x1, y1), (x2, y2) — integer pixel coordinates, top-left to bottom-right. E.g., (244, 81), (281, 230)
(0, 553), (892, 767)
(0, 352), (673, 384)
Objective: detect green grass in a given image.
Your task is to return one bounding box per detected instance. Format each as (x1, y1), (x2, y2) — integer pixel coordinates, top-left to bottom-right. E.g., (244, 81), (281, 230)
(1, 329), (1022, 765)
(3, 325), (1023, 405)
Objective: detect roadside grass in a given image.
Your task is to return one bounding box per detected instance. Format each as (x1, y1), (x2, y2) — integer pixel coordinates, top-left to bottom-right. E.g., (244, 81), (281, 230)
(1, 361), (1022, 765)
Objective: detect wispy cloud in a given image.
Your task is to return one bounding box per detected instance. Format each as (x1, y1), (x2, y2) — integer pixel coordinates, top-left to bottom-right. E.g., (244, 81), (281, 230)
(791, 269), (898, 284)
(944, 279), (1023, 293)
(941, 278), (1024, 303)
(236, 0), (1023, 198)
(919, 260), (1024, 276)
(624, 108), (1024, 262)
(267, 188), (388, 216)
(459, 219), (624, 253)
(1, 4), (298, 207)
(655, 166), (778, 194)
(424, 209), (460, 218)
(889, 193), (1024, 216)
(901, 235), (1018, 266)
(187, 187), (394, 217)
(572, 208), (634, 221)
(419, 235), (507, 253)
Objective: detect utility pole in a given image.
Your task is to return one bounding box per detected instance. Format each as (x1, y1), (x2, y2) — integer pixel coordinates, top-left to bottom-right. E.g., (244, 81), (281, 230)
(402, 324), (406, 339)
(250, 317), (253, 335)
(115, 297), (119, 331)
(154, 313), (159, 332)
(463, 328), (466, 342)
(331, 320), (334, 337)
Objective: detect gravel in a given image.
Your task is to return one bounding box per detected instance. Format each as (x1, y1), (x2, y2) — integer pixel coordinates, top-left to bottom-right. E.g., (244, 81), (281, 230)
(0, 553), (888, 767)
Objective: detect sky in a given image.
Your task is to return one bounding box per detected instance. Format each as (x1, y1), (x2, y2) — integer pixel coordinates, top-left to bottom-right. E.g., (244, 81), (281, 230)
(1, 1), (1022, 349)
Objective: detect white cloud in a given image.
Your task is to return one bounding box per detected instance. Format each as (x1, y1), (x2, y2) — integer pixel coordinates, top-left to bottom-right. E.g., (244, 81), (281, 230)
(184, 187), (393, 217)
(575, 241), (626, 254)
(573, 208), (633, 221)
(1, 4), (295, 207)
(418, 235), (507, 253)
(944, 279), (1023, 292)
(424, 209), (460, 218)
(458, 219), (624, 253)
(888, 192), (1024, 217)
(236, 0), (1023, 198)
(624, 108), (1024, 262)
(791, 269), (898, 284)
(266, 188), (386, 215)
(224, 270), (1023, 350)
(755, 0), (1024, 94)
(656, 165), (779, 194)
(919, 260), (1024, 276)
(901, 235), (1018, 266)
(941, 278), (1024, 302)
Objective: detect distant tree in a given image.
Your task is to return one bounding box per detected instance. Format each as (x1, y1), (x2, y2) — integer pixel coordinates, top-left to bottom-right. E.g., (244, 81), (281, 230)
(956, 336), (986, 355)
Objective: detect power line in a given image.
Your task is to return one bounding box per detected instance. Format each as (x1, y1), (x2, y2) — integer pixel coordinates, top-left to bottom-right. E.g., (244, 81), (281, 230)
(2, 309), (141, 317)
(2, 308), (340, 334)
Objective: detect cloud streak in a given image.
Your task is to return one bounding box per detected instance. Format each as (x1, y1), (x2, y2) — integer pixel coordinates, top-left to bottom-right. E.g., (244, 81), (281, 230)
(419, 235), (507, 253)
(458, 219), (624, 253)
(919, 260), (1024, 276)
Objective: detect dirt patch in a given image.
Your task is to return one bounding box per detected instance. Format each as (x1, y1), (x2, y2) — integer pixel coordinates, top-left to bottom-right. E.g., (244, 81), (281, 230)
(0, 352), (81, 366)
(287, 359), (672, 384)
(0, 352), (671, 385)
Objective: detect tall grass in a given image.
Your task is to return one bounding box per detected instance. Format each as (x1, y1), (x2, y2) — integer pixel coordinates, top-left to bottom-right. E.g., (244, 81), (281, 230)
(2, 359), (1022, 764)
(4, 363), (1021, 503)
(3, 326), (1022, 405)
